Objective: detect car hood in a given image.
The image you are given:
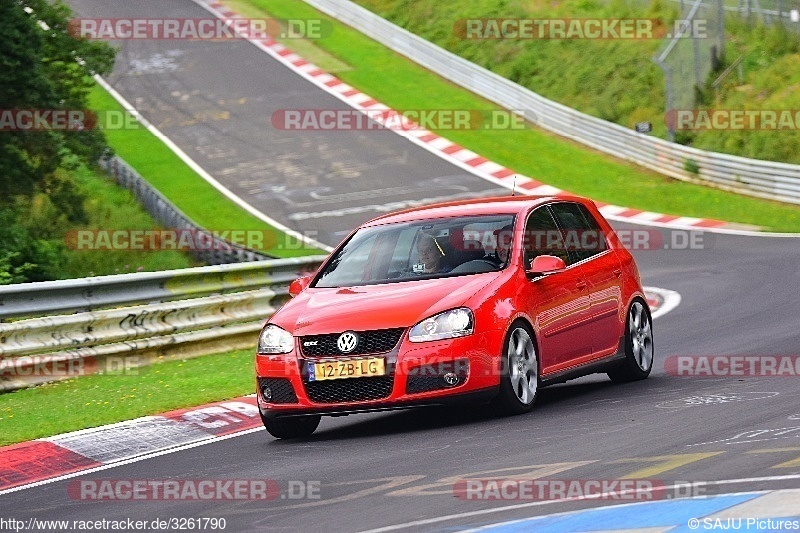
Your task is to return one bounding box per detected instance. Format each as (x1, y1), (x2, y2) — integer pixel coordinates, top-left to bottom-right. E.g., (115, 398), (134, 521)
(272, 274), (499, 335)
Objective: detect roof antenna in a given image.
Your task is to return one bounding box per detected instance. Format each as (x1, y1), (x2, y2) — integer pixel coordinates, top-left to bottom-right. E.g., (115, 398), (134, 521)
(511, 175), (516, 197)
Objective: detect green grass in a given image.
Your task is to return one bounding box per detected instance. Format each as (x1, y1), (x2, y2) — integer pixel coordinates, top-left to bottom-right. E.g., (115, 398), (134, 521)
(58, 165), (196, 278)
(233, 0), (800, 231)
(689, 19), (800, 162)
(0, 348), (255, 446)
(89, 86), (323, 257)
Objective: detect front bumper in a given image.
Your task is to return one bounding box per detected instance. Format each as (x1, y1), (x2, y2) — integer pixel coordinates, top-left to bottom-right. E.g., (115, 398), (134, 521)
(256, 330), (504, 419)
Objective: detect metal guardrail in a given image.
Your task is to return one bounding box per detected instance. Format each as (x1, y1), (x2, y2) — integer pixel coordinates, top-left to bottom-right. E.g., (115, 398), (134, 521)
(304, 0), (800, 205)
(0, 256), (323, 319)
(101, 155), (272, 264)
(0, 257), (325, 391)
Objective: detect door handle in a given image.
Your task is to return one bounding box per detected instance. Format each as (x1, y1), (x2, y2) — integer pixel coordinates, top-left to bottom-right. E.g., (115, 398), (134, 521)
(576, 280), (587, 290)
(613, 269), (622, 277)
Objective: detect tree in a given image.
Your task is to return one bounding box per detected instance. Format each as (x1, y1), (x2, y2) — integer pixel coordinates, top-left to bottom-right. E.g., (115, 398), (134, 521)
(0, 0), (115, 282)
(0, 0), (114, 197)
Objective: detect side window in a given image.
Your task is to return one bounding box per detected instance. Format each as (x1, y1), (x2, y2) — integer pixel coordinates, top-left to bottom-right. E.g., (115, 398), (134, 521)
(523, 207), (568, 266)
(549, 202), (607, 263)
(575, 204), (608, 254)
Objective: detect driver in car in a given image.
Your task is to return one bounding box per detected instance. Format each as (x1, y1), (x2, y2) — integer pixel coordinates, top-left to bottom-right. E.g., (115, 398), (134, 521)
(486, 224), (513, 266)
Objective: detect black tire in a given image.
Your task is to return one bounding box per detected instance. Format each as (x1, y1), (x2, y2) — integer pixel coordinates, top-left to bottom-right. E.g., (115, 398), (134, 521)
(492, 322), (539, 415)
(261, 413), (321, 439)
(608, 299), (654, 383)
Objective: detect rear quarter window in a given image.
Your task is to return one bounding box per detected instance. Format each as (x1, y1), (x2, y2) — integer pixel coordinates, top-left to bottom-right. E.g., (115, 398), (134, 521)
(549, 202), (607, 263)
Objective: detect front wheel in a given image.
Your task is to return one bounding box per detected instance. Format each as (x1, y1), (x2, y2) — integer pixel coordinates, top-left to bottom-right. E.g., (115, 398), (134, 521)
(261, 413), (321, 439)
(608, 300), (654, 383)
(492, 323), (539, 415)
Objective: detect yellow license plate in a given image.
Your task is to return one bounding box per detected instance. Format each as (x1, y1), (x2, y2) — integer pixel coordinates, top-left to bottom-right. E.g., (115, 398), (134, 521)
(309, 358), (385, 381)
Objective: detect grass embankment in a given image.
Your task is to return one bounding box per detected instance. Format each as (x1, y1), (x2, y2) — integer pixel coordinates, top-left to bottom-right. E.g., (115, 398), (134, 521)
(235, 0), (800, 231)
(693, 18), (800, 161)
(353, 0), (800, 164)
(0, 349), (254, 446)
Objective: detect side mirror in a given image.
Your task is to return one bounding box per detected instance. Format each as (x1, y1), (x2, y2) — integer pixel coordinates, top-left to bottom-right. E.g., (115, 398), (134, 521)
(527, 255), (566, 277)
(288, 274), (313, 297)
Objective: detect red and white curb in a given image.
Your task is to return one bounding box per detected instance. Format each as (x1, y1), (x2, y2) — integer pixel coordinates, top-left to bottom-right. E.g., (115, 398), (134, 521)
(0, 396), (263, 495)
(644, 286), (681, 319)
(194, 0), (743, 233)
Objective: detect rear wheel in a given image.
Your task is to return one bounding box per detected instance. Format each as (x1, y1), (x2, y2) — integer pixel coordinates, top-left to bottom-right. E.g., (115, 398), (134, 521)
(608, 300), (654, 382)
(261, 413), (321, 439)
(493, 323), (539, 415)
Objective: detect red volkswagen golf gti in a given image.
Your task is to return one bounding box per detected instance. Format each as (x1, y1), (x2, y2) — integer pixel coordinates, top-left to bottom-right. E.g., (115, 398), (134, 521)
(256, 196), (654, 438)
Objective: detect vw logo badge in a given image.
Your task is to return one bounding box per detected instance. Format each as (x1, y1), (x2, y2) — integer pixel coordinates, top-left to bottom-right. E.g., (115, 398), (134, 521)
(337, 331), (359, 353)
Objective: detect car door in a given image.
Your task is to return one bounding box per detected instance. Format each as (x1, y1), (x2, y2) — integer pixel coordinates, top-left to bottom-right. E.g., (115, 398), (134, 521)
(520, 206), (592, 374)
(549, 202), (623, 358)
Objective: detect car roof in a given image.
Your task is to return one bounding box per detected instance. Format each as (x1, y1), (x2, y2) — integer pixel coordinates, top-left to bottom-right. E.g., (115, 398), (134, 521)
(362, 194), (590, 226)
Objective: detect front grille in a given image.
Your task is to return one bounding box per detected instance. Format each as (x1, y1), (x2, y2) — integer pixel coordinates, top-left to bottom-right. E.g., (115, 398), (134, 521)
(258, 377), (298, 404)
(305, 376), (393, 403)
(300, 328), (405, 357)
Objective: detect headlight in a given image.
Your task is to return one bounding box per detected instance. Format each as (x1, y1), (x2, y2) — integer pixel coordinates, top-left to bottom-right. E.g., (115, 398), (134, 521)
(409, 308), (474, 343)
(258, 324), (294, 354)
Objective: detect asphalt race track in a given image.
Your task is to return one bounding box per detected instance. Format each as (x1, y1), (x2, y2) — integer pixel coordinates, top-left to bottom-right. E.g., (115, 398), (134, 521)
(2, 0), (799, 531)
(72, 0), (509, 246)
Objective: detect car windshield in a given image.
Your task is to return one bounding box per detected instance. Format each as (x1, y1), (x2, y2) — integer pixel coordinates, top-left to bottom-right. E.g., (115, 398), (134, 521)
(314, 214), (517, 288)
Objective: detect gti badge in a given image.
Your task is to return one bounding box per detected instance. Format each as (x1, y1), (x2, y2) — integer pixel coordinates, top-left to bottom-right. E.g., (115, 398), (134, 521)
(337, 331), (359, 353)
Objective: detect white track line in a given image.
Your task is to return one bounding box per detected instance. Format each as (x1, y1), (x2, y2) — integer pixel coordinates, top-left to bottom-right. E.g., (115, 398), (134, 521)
(94, 75), (333, 253)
